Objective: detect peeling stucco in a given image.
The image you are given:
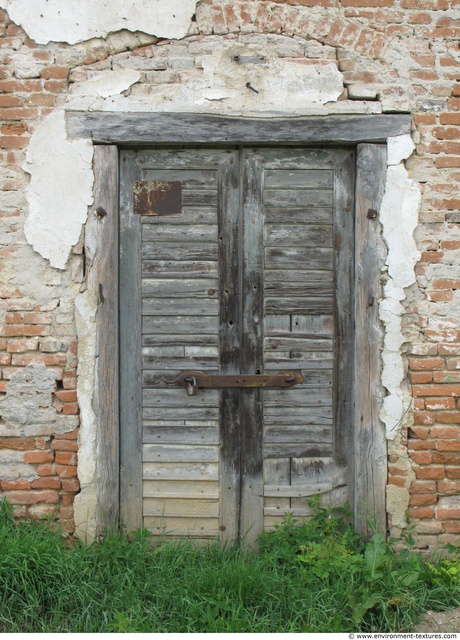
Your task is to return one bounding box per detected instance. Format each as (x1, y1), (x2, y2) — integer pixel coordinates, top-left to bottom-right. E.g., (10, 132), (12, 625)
(380, 137), (421, 440)
(0, 0), (198, 44)
(73, 290), (98, 541)
(23, 110), (94, 270)
(0, 363), (77, 437)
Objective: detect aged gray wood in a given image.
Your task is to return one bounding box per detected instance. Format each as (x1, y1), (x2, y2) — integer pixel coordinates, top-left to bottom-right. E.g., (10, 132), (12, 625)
(218, 152), (242, 543)
(142, 260), (218, 278)
(142, 242), (218, 261)
(354, 144), (387, 537)
(265, 207), (333, 224)
(264, 169), (333, 189)
(142, 207), (216, 225)
(264, 483), (333, 497)
(143, 333), (219, 347)
(66, 112), (411, 144)
(240, 151), (264, 547)
(142, 316), (218, 335)
(264, 425), (332, 444)
(143, 461), (219, 481)
(87, 145), (119, 534)
(263, 459), (290, 524)
(143, 480), (219, 498)
(143, 498), (219, 517)
(265, 188), (333, 208)
(142, 298), (219, 316)
(264, 224), (332, 247)
(142, 224), (217, 242)
(264, 297), (333, 314)
(142, 277), (218, 297)
(143, 425), (219, 445)
(265, 247), (333, 270)
(119, 150), (143, 531)
(143, 444), (219, 463)
(264, 443), (333, 458)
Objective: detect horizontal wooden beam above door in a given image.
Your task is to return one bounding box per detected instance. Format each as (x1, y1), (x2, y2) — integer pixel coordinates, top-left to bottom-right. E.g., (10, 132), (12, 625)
(66, 111), (411, 145)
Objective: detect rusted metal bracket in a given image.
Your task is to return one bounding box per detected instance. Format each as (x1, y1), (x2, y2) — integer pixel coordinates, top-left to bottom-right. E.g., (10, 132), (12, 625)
(176, 370), (304, 395)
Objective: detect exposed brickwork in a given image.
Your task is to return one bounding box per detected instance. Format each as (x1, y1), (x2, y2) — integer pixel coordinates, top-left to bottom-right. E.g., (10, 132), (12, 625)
(0, 0), (460, 548)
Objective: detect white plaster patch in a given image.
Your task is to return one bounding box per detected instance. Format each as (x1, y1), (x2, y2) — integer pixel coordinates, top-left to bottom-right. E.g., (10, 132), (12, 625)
(387, 134), (415, 166)
(73, 290), (98, 541)
(23, 110), (94, 270)
(0, 364), (58, 436)
(379, 162), (421, 439)
(0, 0), (197, 44)
(66, 45), (347, 116)
(70, 69), (141, 98)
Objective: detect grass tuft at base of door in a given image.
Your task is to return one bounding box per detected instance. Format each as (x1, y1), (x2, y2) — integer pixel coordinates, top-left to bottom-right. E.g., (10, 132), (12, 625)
(0, 497), (459, 633)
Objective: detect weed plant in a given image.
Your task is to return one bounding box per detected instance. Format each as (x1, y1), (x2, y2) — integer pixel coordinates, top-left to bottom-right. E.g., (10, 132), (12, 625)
(0, 498), (459, 632)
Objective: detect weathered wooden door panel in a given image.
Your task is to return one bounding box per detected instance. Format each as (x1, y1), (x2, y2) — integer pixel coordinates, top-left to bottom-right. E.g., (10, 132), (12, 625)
(120, 147), (355, 543)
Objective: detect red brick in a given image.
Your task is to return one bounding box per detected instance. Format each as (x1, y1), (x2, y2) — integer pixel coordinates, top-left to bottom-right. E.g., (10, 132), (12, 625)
(437, 440), (460, 451)
(40, 66), (69, 80)
(54, 428), (79, 441)
(430, 425), (460, 437)
(23, 450), (54, 464)
(415, 466), (445, 479)
(440, 113), (460, 125)
(437, 507), (460, 520)
(11, 353), (66, 366)
(62, 403), (79, 415)
(413, 384), (460, 397)
(410, 494), (437, 506)
(36, 463), (54, 477)
(435, 157), (460, 168)
(341, 0), (394, 5)
(401, 0), (448, 6)
(30, 477), (61, 490)
(425, 398), (455, 411)
(0, 79), (42, 93)
(61, 477), (80, 492)
(413, 411), (435, 425)
(56, 465), (78, 478)
(43, 79), (68, 93)
(410, 480), (437, 494)
(51, 439), (78, 452)
(446, 467), (460, 479)
(6, 338), (38, 353)
(432, 452), (460, 464)
(409, 13), (432, 25)
(444, 521), (460, 533)
(388, 476), (406, 488)
(438, 479), (460, 494)
(427, 290), (452, 302)
(28, 505), (58, 520)
(54, 390), (77, 402)
(1, 324), (49, 337)
(409, 506), (436, 519)
(0, 437), (36, 451)
(410, 451), (433, 465)
(1, 479), (31, 490)
(409, 357), (444, 370)
(409, 426), (431, 439)
(6, 490), (59, 505)
(55, 452), (77, 465)
(434, 414), (460, 425)
(408, 439), (436, 450)
(434, 127), (460, 140)
(433, 371), (460, 384)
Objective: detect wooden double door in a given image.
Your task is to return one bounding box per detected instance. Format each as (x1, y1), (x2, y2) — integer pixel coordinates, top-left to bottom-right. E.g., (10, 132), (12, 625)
(119, 147), (355, 544)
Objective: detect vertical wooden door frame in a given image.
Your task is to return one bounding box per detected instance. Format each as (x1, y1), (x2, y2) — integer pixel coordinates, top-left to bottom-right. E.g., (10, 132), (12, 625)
(83, 112), (408, 536)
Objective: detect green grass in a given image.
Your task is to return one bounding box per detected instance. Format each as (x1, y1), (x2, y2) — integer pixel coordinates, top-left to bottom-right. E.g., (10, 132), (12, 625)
(0, 498), (459, 633)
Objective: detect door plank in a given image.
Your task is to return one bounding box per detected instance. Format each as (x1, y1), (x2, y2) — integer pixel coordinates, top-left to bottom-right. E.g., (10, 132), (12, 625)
(119, 150), (143, 531)
(354, 144), (387, 536)
(88, 145), (119, 534)
(218, 152), (242, 543)
(240, 151), (264, 546)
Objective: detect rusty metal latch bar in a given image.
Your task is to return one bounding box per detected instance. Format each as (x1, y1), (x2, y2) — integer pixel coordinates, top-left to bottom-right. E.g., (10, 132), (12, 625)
(176, 370), (304, 394)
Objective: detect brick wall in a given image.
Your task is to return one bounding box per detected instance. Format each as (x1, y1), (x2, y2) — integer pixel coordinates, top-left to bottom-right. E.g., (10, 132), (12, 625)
(1, 0), (460, 549)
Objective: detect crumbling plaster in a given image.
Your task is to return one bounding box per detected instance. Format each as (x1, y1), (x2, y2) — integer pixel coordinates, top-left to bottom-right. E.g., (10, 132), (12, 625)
(0, 0), (198, 44)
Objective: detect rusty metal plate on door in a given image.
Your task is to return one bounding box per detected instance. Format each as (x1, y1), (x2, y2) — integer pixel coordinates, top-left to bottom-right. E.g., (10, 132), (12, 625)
(176, 370), (304, 395)
(133, 180), (182, 216)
